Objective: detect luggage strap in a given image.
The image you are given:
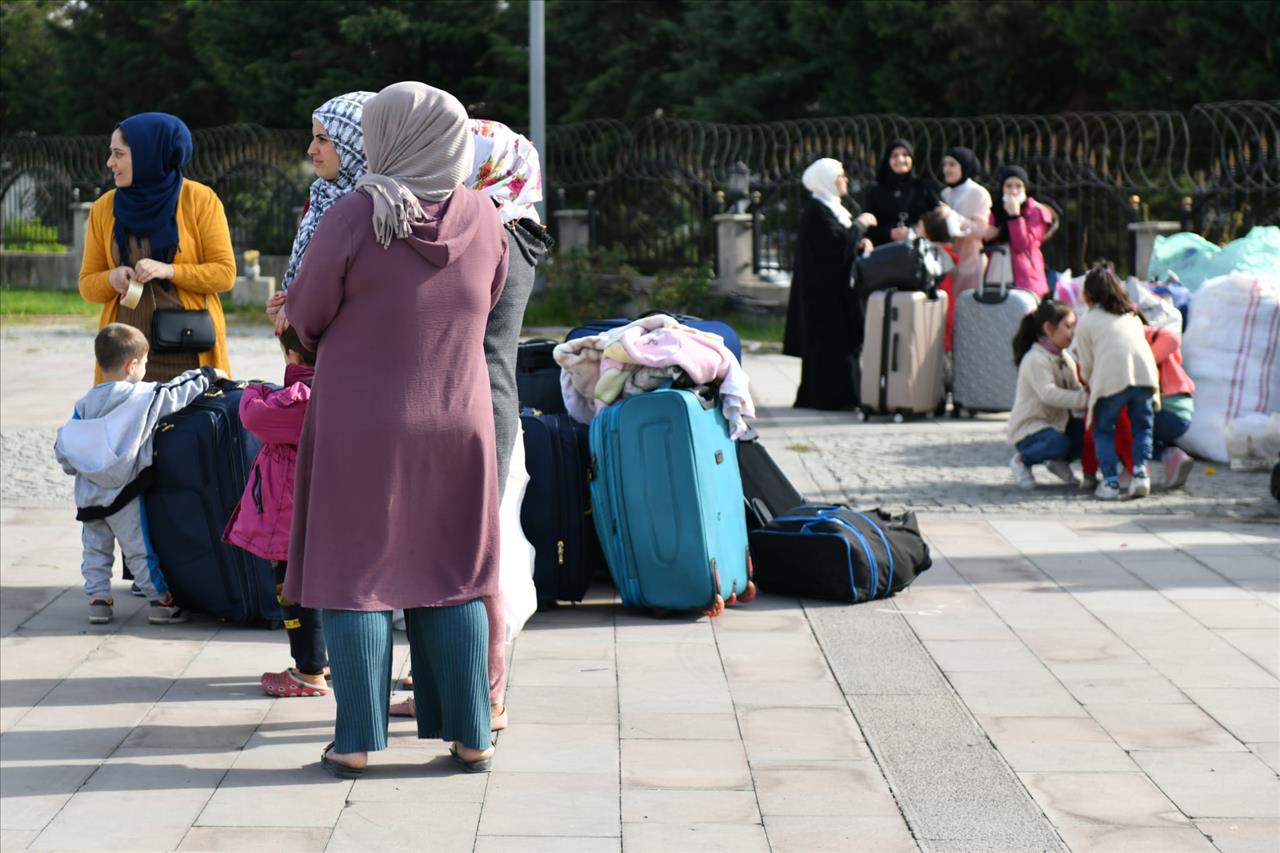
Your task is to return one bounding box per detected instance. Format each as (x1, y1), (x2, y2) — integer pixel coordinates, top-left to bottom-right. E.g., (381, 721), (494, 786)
(878, 289), (896, 412)
(769, 509), (879, 600)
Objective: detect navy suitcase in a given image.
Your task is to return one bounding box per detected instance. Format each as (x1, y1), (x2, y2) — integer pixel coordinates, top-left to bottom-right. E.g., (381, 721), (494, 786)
(516, 338), (566, 413)
(145, 383), (282, 624)
(588, 387), (755, 616)
(519, 407), (606, 607)
(567, 312), (742, 363)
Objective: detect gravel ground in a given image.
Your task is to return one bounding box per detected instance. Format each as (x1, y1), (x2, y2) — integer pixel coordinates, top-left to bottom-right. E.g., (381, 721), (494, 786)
(4, 321), (1277, 520)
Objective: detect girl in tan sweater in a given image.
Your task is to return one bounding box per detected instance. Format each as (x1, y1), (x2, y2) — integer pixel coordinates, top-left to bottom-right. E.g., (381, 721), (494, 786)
(1008, 300), (1088, 489)
(1074, 266), (1160, 500)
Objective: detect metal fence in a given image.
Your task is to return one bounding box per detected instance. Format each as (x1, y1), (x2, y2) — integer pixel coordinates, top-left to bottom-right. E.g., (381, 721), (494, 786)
(0, 126), (310, 255)
(3, 102), (1276, 276)
(546, 102), (1280, 277)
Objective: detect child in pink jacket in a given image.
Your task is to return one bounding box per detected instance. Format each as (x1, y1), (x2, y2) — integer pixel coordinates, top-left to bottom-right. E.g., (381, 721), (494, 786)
(223, 327), (324, 696)
(985, 165), (1053, 298)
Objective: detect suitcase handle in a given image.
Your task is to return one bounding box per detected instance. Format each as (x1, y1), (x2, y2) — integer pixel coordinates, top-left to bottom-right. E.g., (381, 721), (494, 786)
(891, 333), (900, 372)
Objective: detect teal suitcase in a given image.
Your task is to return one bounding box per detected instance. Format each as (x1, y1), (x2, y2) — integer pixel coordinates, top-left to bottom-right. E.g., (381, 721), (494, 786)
(588, 388), (755, 616)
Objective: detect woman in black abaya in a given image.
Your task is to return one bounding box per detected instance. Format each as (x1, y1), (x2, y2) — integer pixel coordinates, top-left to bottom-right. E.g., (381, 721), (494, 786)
(783, 158), (876, 410)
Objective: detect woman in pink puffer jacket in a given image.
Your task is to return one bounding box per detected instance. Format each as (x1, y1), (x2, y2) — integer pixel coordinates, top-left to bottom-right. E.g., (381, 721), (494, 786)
(222, 327), (325, 697)
(985, 164), (1054, 298)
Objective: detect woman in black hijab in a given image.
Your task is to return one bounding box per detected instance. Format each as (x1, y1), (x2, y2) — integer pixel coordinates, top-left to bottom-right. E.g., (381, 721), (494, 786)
(862, 139), (940, 246)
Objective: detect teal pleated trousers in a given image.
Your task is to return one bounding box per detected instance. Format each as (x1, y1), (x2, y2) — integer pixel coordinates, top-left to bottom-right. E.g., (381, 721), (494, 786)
(323, 599), (491, 754)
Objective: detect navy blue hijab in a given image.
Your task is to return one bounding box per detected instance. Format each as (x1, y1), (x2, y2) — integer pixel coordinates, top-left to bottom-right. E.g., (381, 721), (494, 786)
(112, 113), (192, 265)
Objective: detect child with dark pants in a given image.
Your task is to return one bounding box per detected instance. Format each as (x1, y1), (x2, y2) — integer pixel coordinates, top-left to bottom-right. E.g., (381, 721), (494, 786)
(222, 327), (327, 696)
(271, 561), (327, 692)
(1008, 300), (1088, 489)
(1073, 266), (1160, 500)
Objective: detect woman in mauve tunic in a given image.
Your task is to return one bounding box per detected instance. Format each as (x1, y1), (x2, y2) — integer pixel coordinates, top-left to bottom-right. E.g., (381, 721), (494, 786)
(284, 81), (509, 776)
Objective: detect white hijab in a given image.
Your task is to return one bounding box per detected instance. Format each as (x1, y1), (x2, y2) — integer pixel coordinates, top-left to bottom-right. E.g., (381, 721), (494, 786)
(802, 158), (852, 228)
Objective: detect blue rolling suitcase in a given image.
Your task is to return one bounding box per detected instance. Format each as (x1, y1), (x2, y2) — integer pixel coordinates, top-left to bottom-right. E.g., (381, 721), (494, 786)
(567, 312), (742, 363)
(520, 407), (606, 606)
(144, 383), (283, 624)
(588, 387), (754, 616)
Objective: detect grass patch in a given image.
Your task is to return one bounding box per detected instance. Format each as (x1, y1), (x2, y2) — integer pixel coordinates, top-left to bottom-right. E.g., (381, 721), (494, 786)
(0, 288), (273, 325)
(0, 289), (98, 317)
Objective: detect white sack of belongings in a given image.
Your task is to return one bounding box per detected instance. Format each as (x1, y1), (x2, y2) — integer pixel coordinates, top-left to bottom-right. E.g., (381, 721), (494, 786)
(1179, 272), (1280, 463)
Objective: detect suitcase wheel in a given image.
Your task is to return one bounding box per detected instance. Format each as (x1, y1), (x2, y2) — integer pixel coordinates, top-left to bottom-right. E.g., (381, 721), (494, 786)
(702, 594), (726, 619)
(854, 409), (868, 423)
(892, 412), (905, 424)
(738, 581), (758, 603)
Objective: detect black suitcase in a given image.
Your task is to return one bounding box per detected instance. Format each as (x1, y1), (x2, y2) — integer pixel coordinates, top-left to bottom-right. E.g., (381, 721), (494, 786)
(516, 338), (565, 413)
(853, 238), (946, 296)
(519, 406), (606, 607)
(145, 382), (283, 624)
(736, 429), (805, 530)
(749, 505), (932, 603)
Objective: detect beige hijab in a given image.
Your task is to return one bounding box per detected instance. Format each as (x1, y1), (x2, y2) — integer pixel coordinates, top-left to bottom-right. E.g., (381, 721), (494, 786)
(356, 81), (476, 247)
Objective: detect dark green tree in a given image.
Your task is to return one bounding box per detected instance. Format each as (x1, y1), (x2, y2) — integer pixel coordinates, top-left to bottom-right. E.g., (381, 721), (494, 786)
(662, 0), (823, 122)
(0, 0), (63, 134)
(1050, 0), (1280, 111)
(51, 0), (236, 134)
(544, 0), (683, 122)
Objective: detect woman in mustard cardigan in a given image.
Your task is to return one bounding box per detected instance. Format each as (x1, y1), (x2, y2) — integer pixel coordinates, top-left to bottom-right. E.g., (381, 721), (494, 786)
(79, 112), (235, 383)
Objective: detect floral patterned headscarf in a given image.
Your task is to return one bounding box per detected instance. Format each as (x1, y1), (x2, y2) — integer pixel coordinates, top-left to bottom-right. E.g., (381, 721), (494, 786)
(468, 119), (543, 225)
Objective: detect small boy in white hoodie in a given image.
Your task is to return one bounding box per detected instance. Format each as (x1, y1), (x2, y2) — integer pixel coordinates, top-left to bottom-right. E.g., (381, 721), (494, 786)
(54, 324), (225, 624)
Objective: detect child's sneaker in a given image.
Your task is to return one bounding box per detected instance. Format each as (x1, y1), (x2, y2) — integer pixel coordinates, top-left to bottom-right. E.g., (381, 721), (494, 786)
(1129, 472), (1151, 499)
(148, 597), (189, 625)
(129, 581), (145, 597)
(88, 598), (113, 624)
(1045, 459), (1081, 486)
(1094, 479), (1122, 501)
(1081, 474), (1099, 493)
(1010, 454), (1036, 490)
(1163, 447), (1194, 490)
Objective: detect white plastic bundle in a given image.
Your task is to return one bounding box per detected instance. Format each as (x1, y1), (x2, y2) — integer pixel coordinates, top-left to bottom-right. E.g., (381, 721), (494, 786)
(1180, 272), (1280, 462)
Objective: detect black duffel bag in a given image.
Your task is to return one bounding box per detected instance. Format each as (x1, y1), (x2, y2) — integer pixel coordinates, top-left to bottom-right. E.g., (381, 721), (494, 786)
(749, 504), (932, 602)
(853, 237), (946, 296)
(516, 338), (565, 413)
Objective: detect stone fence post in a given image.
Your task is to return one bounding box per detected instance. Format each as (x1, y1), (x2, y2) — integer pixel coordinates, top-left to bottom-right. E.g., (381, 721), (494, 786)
(71, 202), (94, 261)
(553, 209), (591, 254)
(1127, 221), (1182, 280)
(713, 212), (756, 293)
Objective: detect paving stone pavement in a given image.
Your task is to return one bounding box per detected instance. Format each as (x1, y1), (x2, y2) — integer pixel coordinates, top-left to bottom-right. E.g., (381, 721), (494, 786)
(1, 324), (1277, 852)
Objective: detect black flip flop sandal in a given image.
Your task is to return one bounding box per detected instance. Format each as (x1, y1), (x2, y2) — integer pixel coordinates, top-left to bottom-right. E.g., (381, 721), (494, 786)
(449, 743), (494, 773)
(320, 741), (365, 779)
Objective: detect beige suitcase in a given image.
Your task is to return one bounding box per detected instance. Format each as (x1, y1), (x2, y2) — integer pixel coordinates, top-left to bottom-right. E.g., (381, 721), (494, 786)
(859, 290), (948, 420)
